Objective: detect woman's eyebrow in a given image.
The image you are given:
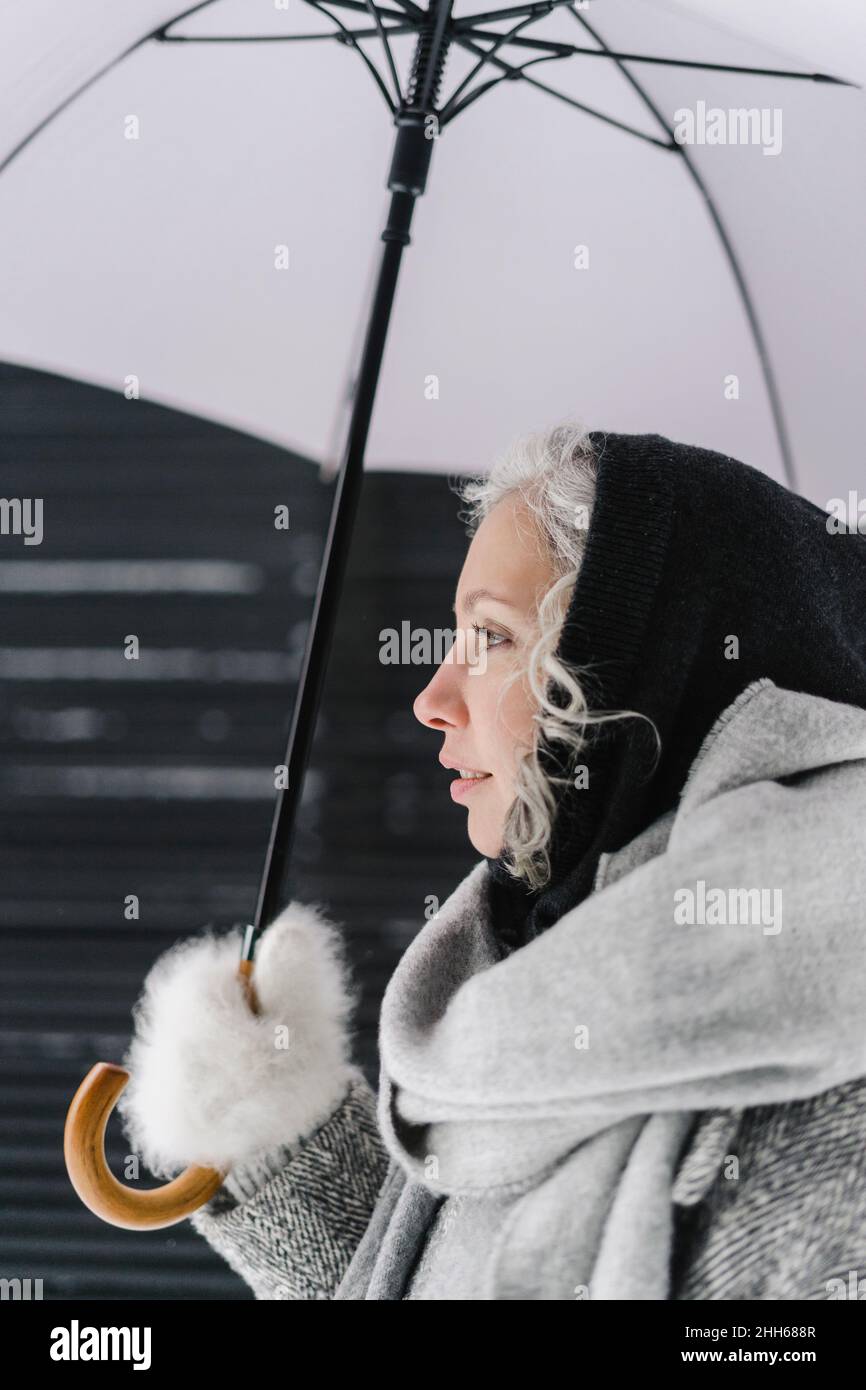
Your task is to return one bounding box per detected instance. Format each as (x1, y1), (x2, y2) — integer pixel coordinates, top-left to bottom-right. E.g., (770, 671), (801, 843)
(452, 587), (518, 616)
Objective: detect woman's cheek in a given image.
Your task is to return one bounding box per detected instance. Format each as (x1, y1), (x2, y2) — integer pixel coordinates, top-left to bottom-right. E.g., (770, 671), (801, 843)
(499, 674), (537, 757)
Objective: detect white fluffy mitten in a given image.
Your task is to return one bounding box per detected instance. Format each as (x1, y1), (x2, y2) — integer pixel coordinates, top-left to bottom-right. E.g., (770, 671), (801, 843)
(116, 900), (359, 1180)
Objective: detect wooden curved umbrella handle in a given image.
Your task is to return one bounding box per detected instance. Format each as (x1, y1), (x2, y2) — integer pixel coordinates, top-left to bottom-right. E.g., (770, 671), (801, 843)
(63, 959), (258, 1230)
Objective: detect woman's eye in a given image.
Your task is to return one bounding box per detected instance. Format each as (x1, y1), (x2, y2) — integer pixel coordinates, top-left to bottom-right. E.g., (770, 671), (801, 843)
(472, 622), (510, 651)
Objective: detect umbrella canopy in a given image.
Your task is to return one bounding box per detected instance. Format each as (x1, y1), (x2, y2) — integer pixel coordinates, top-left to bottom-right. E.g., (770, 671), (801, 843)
(0, 0), (863, 503)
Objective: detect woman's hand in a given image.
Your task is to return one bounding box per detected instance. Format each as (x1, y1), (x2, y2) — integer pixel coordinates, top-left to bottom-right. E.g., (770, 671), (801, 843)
(115, 901), (358, 1180)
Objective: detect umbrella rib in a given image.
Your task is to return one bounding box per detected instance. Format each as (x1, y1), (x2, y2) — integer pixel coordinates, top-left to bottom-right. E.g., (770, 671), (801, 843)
(315, 0), (411, 20)
(157, 28), (409, 43)
(439, 13), (557, 122)
(157, 0), (413, 30)
(448, 31), (674, 147)
(0, 0), (229, 177)
(0, 0), (406, 178)
(453, 23), (857, 85)
(568, 5), (798, 490)
(362, 0), (404, 104)
(442, 51), (575, 124)
(453, 0), (575, 24)
(160, 1), (401, 111)
(292, 0), (398, 111)
(378, 0), (426, 14)
(447, 29), (582, 57)
(0, 24), (174, 178)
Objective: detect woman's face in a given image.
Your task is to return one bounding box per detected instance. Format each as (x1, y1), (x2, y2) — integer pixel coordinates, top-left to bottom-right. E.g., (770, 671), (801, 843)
(413, 493), (556, 857)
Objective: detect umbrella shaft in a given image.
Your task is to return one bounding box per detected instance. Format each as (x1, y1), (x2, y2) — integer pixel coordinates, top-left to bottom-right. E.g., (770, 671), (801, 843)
(250, 0), (460, 949)
(250, 186), (423, 948)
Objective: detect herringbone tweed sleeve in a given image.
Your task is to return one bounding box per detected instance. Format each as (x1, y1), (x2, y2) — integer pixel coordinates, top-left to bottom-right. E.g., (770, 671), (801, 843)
(671, 1076), (866, 1300)
(190, 1067), (391, 1299)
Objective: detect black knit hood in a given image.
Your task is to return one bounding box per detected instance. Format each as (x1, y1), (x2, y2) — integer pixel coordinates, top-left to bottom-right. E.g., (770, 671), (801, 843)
(486, 430), (866, 955)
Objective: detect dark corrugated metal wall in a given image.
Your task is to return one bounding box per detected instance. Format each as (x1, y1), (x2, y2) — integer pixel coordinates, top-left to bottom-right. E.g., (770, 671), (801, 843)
(0, 363), (476, 1298)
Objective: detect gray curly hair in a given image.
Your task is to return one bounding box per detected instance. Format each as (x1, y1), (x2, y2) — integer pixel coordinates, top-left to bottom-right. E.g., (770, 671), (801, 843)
(454, 418), (657, 892)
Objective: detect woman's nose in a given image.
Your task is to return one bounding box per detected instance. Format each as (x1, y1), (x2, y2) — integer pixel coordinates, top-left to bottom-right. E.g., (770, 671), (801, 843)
(413, 658), (467, 731)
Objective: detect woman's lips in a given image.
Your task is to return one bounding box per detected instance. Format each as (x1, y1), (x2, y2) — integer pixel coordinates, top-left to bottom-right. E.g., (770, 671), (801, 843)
(450, 772), (493, 803)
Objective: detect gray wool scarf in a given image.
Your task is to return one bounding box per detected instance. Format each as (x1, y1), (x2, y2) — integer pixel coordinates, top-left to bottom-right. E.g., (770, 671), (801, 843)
(348, 682), (866, 1299)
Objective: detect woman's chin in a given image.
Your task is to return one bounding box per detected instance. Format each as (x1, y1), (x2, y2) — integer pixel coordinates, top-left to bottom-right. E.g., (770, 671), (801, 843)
(466, 816), (504, 859)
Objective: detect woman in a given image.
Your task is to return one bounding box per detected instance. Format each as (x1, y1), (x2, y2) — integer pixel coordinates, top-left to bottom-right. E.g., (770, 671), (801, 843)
(118, 423), (866, 1300)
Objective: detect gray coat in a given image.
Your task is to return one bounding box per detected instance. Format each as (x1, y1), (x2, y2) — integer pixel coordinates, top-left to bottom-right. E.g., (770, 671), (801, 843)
(191, 680), (866, 1299)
